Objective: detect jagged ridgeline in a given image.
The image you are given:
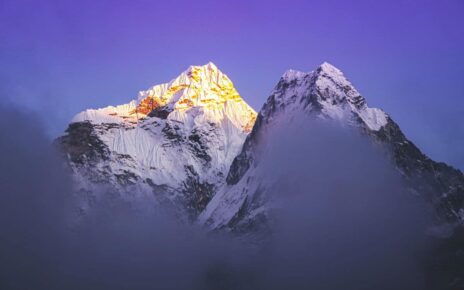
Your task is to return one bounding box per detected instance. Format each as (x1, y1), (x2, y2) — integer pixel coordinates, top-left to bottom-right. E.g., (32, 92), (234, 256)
(56, 62), (257, 219)
(200, 63), (464, 231)
(56, 62), (463, 229)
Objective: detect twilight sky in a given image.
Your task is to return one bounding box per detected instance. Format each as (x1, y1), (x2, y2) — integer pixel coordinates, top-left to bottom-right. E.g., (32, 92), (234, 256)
(1, 0), (463, 169)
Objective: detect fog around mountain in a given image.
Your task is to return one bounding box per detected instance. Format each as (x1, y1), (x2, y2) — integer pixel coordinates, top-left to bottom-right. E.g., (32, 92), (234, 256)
(0, 103), (436, 290)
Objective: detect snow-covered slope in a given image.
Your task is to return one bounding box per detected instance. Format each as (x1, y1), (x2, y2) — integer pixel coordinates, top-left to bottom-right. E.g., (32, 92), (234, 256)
(57, 62), (256, 219)
(57, 61), (464, 229)
(275, 63), (388, 131)
(57, 61), (464, 288)
(199, 62), (464, 231)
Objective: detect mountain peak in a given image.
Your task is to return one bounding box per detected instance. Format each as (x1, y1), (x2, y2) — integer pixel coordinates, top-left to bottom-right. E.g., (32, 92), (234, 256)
(282, 69), (306, 81)
(267, 63), (388, 131)
(281, 62), (343, 83)
(187, 61), (218, 71)
(317, 62), (342, 75)
(135, 62), (250, 115)
(314, 62), (350, 88)
(72, 63), (256, 130)
(183, 62), (221, 81)
(61, 64), (258, 221)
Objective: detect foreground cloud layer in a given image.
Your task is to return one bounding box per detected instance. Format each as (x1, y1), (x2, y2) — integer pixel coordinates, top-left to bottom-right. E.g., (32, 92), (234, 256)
(0, 104), (436, 290)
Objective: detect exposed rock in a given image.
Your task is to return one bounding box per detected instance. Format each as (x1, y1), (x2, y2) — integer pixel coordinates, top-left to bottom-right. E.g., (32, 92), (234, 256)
(57, 62), (257, 219)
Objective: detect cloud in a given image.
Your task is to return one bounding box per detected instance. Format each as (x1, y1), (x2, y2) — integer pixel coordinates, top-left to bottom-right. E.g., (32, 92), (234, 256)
(0, 105), (435, 290)
(252, 119), (431, 289)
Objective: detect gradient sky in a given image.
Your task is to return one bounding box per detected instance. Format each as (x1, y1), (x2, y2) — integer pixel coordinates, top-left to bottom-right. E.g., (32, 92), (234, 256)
(1, 0), (463, 169)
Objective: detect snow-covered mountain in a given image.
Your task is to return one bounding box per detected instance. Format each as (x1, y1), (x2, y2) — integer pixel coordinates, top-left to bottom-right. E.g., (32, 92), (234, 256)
(56, 61), (464, 288)
(199, 62), (464, 232)
(57, 61), (463, 229)
(56, 62), (256, 219)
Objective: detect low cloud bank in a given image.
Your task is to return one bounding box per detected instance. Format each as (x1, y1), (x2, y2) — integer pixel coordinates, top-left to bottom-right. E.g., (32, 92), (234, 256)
(255, 119), (431, 289)
(0, 106), (435, 289)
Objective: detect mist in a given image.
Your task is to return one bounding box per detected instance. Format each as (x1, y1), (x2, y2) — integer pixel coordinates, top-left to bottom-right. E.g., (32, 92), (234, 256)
(0, 104), (257, 290)
(254, 119), (431, 289)
(0, 105), (435, 289)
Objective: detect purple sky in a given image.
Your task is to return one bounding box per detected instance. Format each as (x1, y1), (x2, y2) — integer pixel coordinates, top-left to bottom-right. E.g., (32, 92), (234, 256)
(1, 0), (463, 169)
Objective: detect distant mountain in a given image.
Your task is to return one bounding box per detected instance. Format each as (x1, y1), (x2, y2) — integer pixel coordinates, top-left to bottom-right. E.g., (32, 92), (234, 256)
(56, 62), (464, 288)
(56, 62), (463, 228)
(199, 62), (464, 232)
(56, 62), (256, 219)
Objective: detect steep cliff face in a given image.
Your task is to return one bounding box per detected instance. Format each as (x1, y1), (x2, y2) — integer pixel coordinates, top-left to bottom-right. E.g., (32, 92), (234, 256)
(199, 62), (464, 231)
(56, 62), (256, 219)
